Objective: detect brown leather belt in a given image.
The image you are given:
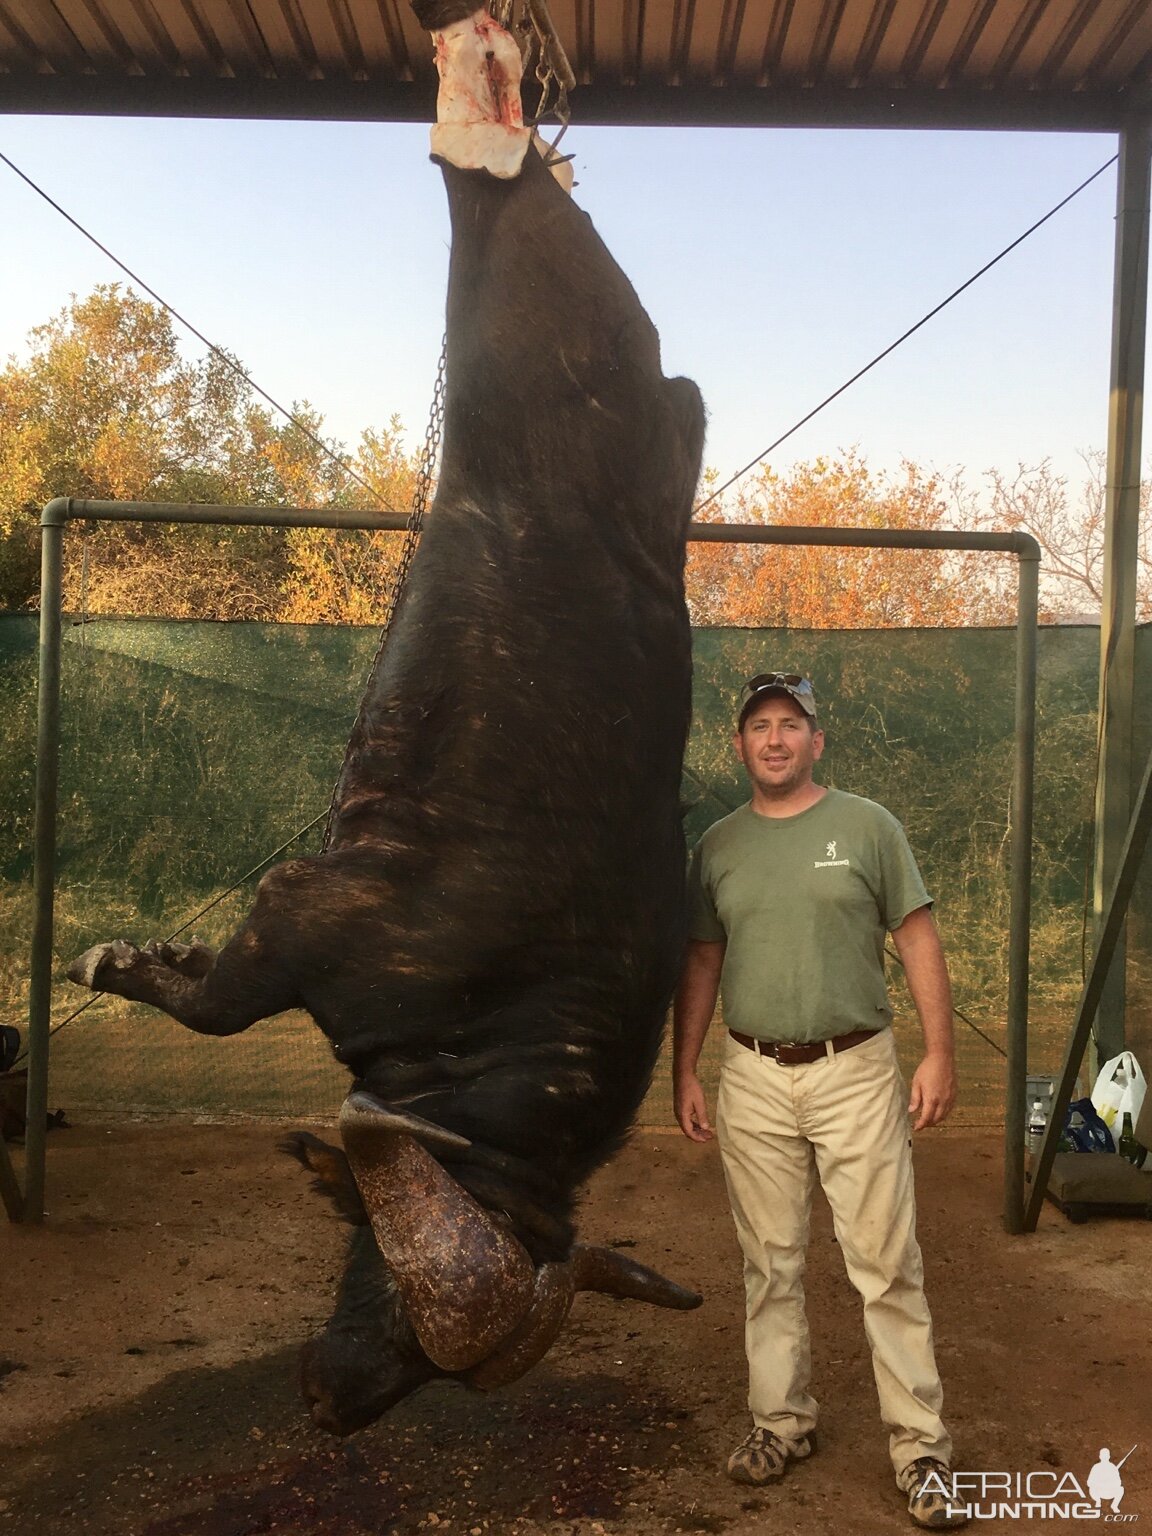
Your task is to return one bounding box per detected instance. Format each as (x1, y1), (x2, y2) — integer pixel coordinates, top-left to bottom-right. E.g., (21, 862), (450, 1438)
(729, 1027), (878, 1064)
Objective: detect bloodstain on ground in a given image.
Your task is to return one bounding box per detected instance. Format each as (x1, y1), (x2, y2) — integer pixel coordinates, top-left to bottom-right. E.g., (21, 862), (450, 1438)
(4, 1124), (1151, 1535)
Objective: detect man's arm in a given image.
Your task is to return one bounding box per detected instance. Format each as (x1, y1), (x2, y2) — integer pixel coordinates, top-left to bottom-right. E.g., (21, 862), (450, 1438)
(890, 904), (957, 1131)
(673, 939), (726, 1143)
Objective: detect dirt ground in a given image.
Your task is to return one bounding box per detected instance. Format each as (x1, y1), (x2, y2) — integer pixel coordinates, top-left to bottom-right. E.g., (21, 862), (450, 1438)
(3, 1122), (1150, 1536)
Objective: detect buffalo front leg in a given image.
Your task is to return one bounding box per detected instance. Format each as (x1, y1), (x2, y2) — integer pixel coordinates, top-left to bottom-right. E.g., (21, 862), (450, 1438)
(67, 923), (298, 1036)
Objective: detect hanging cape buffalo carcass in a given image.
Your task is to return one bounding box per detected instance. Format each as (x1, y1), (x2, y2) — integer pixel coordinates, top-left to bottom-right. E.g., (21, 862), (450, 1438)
(69, 0), (707, 1436)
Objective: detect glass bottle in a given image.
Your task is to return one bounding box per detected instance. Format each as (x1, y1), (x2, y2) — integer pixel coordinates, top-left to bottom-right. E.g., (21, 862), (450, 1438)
(1118, 1111), (1146, 1167)
(1058, 1108), (1080, 1154)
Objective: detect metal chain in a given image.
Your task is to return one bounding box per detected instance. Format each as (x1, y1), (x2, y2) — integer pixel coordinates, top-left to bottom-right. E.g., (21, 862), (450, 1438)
(488, 0), (573, 142)
(320, 0), (571, 854)
(321, 334), (448, 851)
(386, 331), (448, 637)
(525, 0), (573, 139)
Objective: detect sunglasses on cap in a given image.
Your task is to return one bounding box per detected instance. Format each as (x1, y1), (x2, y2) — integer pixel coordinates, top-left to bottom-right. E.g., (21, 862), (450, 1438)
(739, 673), (817, 718)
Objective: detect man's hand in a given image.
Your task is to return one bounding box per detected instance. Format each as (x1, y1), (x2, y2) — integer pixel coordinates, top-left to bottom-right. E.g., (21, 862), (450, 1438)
(673, 938), (724, 1143)
(891, 906), (958, 1131)
(908, 1052), (957, 1131)
(675, 1073), (714, 1142)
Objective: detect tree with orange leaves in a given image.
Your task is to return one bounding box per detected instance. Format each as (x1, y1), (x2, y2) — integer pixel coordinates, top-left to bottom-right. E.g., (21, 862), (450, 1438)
(0, 285), (421, 621)
(687, 451), (1015, 629)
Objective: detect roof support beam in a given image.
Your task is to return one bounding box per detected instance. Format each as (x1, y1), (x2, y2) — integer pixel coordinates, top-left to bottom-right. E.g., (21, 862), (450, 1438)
(0, 76), (1147, 131)
(1092, 119), (1151, 1074)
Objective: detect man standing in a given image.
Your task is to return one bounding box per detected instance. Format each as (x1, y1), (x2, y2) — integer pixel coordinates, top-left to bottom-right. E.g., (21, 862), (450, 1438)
(674, 672), (966, 1532)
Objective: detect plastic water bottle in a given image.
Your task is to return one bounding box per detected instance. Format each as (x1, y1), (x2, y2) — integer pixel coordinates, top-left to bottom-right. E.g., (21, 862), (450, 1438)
(1027, 1098), (1047, 1157)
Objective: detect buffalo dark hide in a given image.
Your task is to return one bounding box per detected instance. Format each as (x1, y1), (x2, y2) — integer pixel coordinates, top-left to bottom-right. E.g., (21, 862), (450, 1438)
(69, 108), (706, 1426)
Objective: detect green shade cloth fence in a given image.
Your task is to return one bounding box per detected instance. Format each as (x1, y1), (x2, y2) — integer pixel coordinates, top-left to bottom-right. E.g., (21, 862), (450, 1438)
(0, 616), (1146, 1126)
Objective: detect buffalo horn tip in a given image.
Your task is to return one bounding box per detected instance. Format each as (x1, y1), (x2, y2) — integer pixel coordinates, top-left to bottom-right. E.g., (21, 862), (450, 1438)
(570, 1244), (702, 1310)
(340, 1090), (473, 1153)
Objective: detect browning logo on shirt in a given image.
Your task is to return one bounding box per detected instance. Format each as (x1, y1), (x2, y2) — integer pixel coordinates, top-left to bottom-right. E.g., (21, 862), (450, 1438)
(814, 841), (851, 869)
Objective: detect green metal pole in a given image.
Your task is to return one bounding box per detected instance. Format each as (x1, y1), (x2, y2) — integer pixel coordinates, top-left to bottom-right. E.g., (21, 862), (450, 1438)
(1025, 730), (1152, 1231)
(1092, 120), (1152, 1071)
(1003, 542), (1040, 1233)
(24, 500), (68, 1222)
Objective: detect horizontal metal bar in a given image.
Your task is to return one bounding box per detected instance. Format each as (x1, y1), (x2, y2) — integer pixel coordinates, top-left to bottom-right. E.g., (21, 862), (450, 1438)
(44, 498), (408, 532)
(687, 524), (1039, 557)
(45, 500), (1041, 558)
(0, 76), (1142, 132)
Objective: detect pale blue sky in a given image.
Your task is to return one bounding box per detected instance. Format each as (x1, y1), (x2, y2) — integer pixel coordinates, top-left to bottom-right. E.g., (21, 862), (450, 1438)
(0, 114), (1125, 505)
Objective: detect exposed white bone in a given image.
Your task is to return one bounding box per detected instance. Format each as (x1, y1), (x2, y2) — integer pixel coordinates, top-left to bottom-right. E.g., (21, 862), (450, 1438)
(430, 122), (532, 179)
(429, 9), (532, 178)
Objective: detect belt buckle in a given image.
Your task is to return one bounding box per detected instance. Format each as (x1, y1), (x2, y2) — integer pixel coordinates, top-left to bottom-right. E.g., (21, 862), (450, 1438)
(764, 1040), (787, 1063)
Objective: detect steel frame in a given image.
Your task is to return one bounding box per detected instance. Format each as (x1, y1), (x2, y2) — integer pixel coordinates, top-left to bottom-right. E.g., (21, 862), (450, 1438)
(7, 498), (1039, 1229)
(1092, 124), (1152, 1073)
(1024, 730), (1152, 1231)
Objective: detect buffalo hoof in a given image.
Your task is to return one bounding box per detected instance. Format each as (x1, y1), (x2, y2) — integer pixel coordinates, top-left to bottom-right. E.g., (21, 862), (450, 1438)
(67, 939), (139, 991)
(141, 938), (216, 978)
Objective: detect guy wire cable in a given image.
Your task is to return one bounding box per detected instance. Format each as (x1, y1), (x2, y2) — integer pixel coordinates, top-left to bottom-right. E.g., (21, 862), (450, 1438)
(0, 152), (447, 1058)
(679, 766), (1007, 1055)
(696, 153), (1118, 515)
(694, 152), (1120, 1057)
(10, 812), (329, 1065)
(0, 147), (402, 516)
(883, 943), (1007, 1059)
(7, 149), (1112, 1063)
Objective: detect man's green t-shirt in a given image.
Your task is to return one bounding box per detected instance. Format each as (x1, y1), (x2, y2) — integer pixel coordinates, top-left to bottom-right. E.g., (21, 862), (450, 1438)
(687, 788), (930, 1044)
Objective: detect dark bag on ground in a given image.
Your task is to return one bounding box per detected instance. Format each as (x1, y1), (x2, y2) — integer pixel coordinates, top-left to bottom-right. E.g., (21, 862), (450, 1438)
(1063, 1097), (1115, 1153)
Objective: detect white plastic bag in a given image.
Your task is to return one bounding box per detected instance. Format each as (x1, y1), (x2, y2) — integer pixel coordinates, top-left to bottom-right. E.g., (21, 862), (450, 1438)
(1090, 1051), (1147, 1144)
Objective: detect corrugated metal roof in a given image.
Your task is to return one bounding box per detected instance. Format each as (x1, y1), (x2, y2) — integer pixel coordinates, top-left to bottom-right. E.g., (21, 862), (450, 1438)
(0, 0), (1149, 127)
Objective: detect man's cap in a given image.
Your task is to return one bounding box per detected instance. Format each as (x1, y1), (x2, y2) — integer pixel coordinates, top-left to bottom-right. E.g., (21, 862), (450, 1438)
(737, 672), (817, 728)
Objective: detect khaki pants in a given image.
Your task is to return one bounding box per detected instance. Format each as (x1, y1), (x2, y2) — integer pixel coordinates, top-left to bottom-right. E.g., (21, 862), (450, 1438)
(716, 1026), (952, 1476)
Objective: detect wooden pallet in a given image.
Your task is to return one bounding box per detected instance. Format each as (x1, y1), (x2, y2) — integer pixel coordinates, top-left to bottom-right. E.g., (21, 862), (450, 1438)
(1027, 1151), (1152, 1223)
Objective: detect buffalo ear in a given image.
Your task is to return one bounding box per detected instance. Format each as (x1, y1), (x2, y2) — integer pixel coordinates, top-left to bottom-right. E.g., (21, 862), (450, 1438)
(281, 1131), (368, 1225)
